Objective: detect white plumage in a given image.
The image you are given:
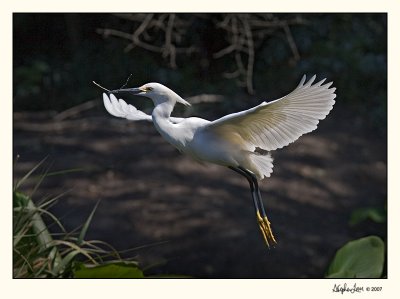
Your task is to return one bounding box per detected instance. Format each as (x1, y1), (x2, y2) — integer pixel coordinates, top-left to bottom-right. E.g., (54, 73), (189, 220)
(101, 75), (336, 247)
(207, 75), (335, 151)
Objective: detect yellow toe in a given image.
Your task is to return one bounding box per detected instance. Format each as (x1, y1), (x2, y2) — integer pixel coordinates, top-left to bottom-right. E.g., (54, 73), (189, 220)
(256, 211), (277, 248)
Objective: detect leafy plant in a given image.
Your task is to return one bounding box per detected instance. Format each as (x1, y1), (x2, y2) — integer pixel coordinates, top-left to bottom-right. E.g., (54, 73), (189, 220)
(326, 236), (385, 278)
(13, 187), (123, 278)
(13, 160), (134, 278)
(13, 158), (187, 278)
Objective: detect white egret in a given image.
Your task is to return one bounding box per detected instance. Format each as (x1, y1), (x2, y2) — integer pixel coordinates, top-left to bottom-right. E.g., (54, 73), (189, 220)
(101, 75), (336, 247)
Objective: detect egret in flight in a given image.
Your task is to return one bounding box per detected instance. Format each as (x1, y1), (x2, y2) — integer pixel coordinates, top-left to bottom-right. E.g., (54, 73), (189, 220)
(101, 75), (336, 247)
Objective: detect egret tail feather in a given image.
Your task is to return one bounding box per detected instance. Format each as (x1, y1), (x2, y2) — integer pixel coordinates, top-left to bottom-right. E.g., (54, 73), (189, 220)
(250, 153), (274, 180)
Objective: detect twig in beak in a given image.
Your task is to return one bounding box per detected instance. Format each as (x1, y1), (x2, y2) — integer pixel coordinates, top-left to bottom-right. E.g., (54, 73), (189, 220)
(118, 73), (133, 90)
(92, 81), (111, 92)
(93, 74), (133, 93)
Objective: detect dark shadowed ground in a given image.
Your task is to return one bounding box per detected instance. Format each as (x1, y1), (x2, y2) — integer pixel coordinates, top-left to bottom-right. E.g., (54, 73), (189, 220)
(13, 98), (386, 278)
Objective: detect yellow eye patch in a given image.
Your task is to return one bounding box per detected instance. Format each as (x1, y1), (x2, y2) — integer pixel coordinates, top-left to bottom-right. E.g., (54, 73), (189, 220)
(141, 86), (153, 92)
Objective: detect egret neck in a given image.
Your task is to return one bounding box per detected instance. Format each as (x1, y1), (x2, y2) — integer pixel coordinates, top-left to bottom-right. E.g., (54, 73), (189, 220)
(151, 98), (184, 150)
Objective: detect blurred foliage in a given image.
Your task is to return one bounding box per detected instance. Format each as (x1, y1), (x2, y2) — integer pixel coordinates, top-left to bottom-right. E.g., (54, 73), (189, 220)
(13, 13), (386, 135)
(349, 205), (386, 226)
(325, 236), (385, 278)
(74, 262), (144, 278)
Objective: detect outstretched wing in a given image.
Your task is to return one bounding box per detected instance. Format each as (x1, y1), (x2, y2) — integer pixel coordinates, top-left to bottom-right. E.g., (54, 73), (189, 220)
(206, 75), (336, 151)
(103, 93), (152, 121)
(103, 93), (186, 123)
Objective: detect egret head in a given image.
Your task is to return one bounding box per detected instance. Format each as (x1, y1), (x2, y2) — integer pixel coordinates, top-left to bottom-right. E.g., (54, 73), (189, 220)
(111, 83), (191, 107)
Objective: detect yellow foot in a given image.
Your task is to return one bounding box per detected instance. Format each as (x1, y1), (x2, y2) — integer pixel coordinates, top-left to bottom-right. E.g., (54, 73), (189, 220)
(256, 210), (277, 248)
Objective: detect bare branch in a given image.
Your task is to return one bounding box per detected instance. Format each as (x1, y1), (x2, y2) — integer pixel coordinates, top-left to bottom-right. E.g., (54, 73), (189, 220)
(97, 13), (304, 95)
(283, 23), (300, 62)
(164, 13), (177, 68)
(241, 15), (255, 94)
(98, 13), (197, 68)
(223, 69), (240, 79)
(213, 13), (303, 94)
(213, 44), (237, 59)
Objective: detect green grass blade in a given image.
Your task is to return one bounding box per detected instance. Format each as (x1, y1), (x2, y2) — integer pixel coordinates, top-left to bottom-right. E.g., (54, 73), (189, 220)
(45, 168), (85, 177)
(50, 240), (99, 265)
(37, 191), (69, 210)
(77, 200), (100, 246)
(26, 198), (54, 250)
(83, 240), (121, 259)
(52, 250), (82, 276)
(13, 248), (34, 277)
(29, 161), (53, 198)
(36, 207), (67, 234)
(13, 223), (32, 247)
(14, 157), (47, 191)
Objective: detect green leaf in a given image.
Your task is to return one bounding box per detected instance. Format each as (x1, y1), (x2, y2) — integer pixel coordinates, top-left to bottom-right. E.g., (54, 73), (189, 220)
(74, 263), (144, 278)
(349, 207), (386, 226)
(326, 236), (385, 278)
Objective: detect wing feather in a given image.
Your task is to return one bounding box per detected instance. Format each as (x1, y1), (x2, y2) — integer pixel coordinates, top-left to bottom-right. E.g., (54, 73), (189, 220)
(206, 75), (336, 151)
(102, 93), (185, 123)
(103, 93), (152, 121)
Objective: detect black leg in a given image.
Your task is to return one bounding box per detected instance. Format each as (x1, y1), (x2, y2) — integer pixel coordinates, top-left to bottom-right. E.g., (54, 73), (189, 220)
(228, 166), (260, 216)
(238, 167), (268, 219)
(229, 166), (277, 247)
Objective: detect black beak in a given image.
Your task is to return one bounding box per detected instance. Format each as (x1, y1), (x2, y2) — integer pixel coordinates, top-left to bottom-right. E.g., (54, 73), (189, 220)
(109, 87), (143, 94)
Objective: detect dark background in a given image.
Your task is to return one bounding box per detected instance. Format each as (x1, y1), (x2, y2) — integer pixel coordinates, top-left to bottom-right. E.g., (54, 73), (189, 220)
(13, 13), (387, 278)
